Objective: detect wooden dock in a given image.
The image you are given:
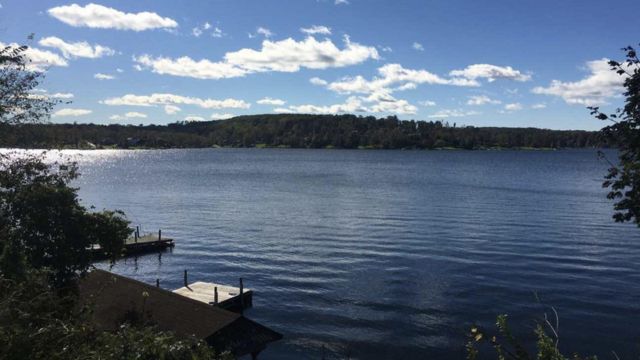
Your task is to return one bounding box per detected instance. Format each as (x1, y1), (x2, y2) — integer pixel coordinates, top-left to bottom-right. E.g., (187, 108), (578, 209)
(173, 275), (253, 313)
(90, 229), (174, 259)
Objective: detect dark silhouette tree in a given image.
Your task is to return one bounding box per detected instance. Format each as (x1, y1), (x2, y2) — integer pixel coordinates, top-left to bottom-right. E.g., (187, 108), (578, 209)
(590, 45), (640, 225)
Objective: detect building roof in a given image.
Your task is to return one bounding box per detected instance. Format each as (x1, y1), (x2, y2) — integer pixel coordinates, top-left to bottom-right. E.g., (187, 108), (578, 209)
(78, 269), (282, 356)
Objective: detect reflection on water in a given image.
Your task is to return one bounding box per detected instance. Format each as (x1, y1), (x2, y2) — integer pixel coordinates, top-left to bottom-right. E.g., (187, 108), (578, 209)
(7, 148), (639, 359)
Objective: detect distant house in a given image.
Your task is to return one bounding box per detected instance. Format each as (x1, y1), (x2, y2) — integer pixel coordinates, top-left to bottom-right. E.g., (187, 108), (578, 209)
(79, 270), (282, 359)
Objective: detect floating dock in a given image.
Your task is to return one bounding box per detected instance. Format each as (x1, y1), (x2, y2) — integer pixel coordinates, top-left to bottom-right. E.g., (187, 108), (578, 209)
(90, 229), (174, 259)
(173, 273), (252, 313)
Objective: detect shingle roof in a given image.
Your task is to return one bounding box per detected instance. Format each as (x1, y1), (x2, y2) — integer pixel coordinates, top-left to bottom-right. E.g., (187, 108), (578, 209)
(78, 269), (282, 356)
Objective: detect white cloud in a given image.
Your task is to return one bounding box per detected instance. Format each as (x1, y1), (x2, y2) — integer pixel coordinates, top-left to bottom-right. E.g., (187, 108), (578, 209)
(184, 115), (205, 122)
(102, 93), (251, 110)
(531, 103), (546, 109)
(325, 63), (478, 95)
(379, 46), (392, 53)
(109, 111), (147, 120)
(310, 77), (328, 86)
(531, 58), (626, 106)
(335, 0), (349, 5)
(164, 104), (181, 114)
(116, 68), (124, 73)
(467, 95), (501, 106)
(0, 42), (68, 71)
(134, 35), (379, 79)
(50, 92), (74, 99)
(47, 3), (178, 31)
(256, 27), (273, 38)
(52, 108), (92, 117)
(193, 22), (223, 38)
(450, 64), (531, 82)
(419, 100), (437, 107)
(300, 25), (331, 35)
(38, 36), (115, 59)
(428, 109), (480, 118)
(257, 97), (286, 106)
(277, 92), (418, 115)
(412, 42), (424, 51)
(211, 113), (235, 120)
(503, 103), (523, 111)
(94, 73), (115, 80)
(211, 27), (224, 38)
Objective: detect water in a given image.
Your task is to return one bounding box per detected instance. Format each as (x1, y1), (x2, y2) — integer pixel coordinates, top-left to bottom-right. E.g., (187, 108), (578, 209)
(57, 148), (640, 359)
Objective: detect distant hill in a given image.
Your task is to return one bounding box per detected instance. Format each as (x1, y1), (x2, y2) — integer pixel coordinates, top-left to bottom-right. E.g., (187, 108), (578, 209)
(0, 114), (606, 150)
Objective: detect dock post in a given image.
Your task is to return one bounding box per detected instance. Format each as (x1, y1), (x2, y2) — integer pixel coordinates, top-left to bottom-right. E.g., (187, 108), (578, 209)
(156, 279), (160, 288)
(159, 229), (162, 241)
(184, 270), (188, 287)
(214, 287), (218, 305)
(239, 278), (244, 312)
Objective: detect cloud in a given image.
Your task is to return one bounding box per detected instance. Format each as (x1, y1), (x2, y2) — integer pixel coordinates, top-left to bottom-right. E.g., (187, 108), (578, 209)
(531, 103), (546, 109)
(335, 0), (349, 5)
(38, 36), (115, 59)
(109, 111), (147, 120)
(300, 25), (331, 35)
(257, 97), (286, 106)
(255, 27), (273, 38)
(0, 42), (68, 71)
(276, 92), (418, 115)
(47, 3), (178, 31)
(412, 42), (424, 51)
(211, 113), (235, 120)
(192, 22), (223, 38)
(503, 103), (523, 111)
(379, 46), (392, 53)
(467, 95), (501, 106)
(310, 77), (328, 86)
(134, 35), (379, 79)
(531, 58), (626, 106)
(450, 64), (531, 82)
(184, 115), (205, 122)
(52, 108), (92, 117)
(102, 93), (251, 110)
(94, 73), (115, 80)
(29, 90), (74, 100)
(428, 109), (480, 118)
(323, 63), (478, 95)
(419, 100), (437, 107)
(164, 105), (181, 114)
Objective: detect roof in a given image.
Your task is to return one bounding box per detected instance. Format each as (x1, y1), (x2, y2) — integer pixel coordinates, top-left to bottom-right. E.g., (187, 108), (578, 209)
(78, 269), (282, 356)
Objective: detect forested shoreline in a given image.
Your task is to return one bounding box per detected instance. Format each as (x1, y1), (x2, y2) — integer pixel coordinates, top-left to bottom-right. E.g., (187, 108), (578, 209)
(0, 114), (607, 150)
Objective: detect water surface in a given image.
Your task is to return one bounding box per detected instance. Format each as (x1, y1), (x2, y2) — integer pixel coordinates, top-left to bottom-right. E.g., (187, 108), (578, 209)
(62, 148), (640, 359)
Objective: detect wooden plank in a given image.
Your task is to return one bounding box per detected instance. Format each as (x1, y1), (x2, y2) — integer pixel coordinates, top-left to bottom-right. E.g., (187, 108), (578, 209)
(173, 282), (253, 312)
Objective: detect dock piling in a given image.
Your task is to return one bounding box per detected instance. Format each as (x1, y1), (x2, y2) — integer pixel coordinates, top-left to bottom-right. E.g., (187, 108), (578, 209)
(240, 278), (244, 312)
(158, 229), (162, 241)
(156, 279), (160, 288)
(184, 270), (188, 288)
(214, 287), (218, 305)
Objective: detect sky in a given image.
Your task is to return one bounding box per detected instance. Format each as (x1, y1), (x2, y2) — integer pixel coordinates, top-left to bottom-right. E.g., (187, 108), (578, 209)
(1, 0), (639, 130)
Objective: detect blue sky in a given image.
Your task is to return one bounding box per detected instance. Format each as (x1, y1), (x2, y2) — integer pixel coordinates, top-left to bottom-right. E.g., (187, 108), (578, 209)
(1, 0), (638, 130)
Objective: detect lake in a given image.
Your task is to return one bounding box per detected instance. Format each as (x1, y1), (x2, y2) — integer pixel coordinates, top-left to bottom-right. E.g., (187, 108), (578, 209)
(61, 148), (639, 359)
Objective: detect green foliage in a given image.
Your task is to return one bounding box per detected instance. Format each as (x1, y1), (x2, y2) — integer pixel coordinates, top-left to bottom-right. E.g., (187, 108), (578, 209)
(0, 114), (604, 150)
(590, 45), (640, 225)
(466, 315), (596, 360)
(0, 270), (231, 360)
(0, 44), (59, 125)
(0, 152), (131, 285)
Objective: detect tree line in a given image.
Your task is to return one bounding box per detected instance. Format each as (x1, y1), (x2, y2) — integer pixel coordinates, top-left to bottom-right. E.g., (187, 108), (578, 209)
(0, 114), (607, 150)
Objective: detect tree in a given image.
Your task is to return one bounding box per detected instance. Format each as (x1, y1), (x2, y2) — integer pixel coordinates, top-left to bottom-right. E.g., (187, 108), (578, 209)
(0, 152), (131, 286)
(0, 44), (58, 124)
(590, 45), (640, 225)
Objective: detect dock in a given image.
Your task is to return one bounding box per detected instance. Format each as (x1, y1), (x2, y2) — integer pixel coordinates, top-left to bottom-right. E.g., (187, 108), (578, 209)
(90, 228), (174, 259)
(173, 272), (253, 313)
